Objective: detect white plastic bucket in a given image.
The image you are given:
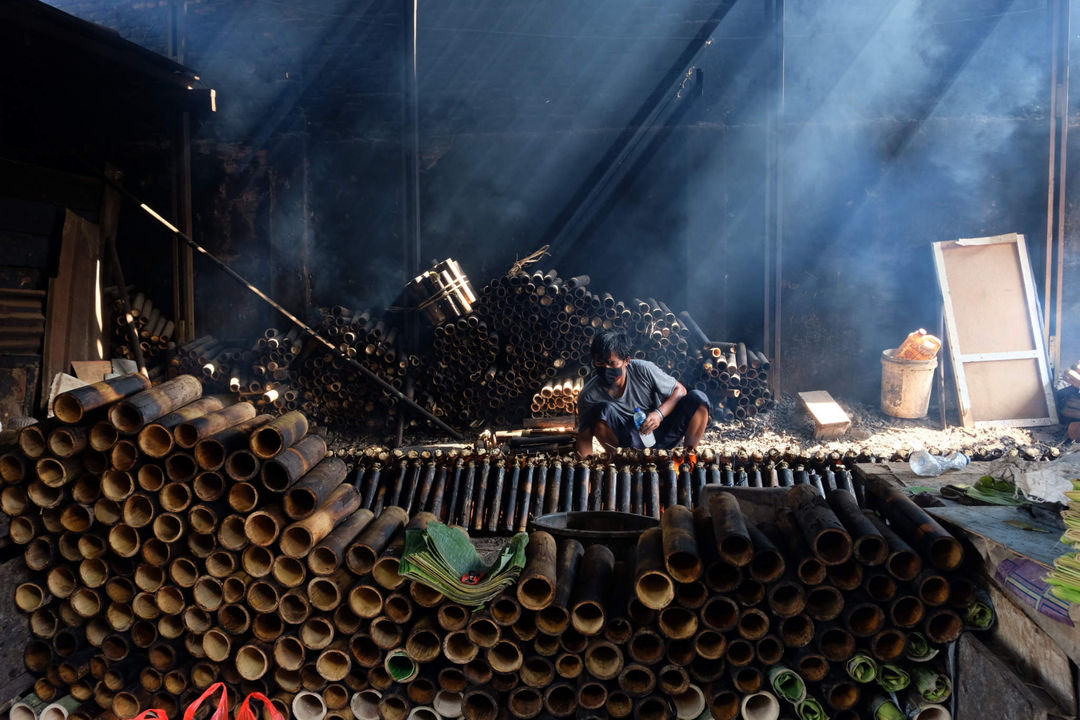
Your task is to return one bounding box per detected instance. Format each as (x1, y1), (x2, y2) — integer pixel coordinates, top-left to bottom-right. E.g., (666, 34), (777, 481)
(880, 349), (937, 419)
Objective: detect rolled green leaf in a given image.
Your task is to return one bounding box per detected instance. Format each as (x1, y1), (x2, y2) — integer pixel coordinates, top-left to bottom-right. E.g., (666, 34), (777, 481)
(870, 695), (905, 720)
(767, 665), (807, 704)
(795, 697), (828, 720)
(845, 653), (878, 683)
(876, 664), (910, 692)
(904, 632), (939, 662)
(911, 667), (952, 703)
(965, 598), (995, 630)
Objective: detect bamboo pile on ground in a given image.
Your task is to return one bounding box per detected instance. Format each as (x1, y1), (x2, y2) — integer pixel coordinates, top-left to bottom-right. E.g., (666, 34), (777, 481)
(2, 370), (994, 720)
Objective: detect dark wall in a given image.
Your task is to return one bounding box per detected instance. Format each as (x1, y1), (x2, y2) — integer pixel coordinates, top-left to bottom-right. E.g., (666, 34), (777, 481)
(45, 0), (1061, 403)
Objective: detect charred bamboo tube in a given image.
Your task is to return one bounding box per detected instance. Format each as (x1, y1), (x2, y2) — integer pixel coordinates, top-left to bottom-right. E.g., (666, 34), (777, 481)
(309, 509), (375, 575)
(48, 426), (87, 458)
(54, 374), (152, 423)
(574, 463), (590, 513)
(816, 626), (856, 662)
(109, 375), (203, 433)
(826, 489), (887, 565)
(459, 461), (477, 527)
(570, 544), (614, 635)
(281, 483), (363, 558)
(706, 687), (739, 720)
(543, 684), (576, 719)
(463, 687), (499, 720)
(708, 493), (752, 567)
(660, 505), (700, 582)
(285, 458), (350, 519)
(843, 601), (885, 637)
(137, 397), (228, 458)
(417, 462), (438, 518)
(864, 512), (923, 581)
(250, 411), (309, 459)
(517, 531), (557, 611)
(923, 607), (963, 645)
(619, 665), (656, 697)
(769, 513), (826, 585)
(536, 539), (583, 634)
(509, 686), (543, 720)
(195, 415), (272, 471)
(663, 463), (677, 510)
(634, 527), (674, 610)
(805, 584), (844, 622)
(175, 402), (258, 449)
(346, 506), (409, 575)
(786, 484), (852, 565)
(868, 482), (963, 570)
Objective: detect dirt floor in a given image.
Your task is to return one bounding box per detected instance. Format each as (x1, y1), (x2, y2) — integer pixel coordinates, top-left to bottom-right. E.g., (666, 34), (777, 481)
(703, 393), (1068, 460)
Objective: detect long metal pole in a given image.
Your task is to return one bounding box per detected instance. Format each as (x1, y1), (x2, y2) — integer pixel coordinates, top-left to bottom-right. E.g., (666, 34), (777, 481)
(95, 173), (464, 440)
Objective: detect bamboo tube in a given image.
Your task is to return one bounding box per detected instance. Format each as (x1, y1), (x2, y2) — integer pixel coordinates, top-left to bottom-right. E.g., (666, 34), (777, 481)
(262, 435), (330, 492)
(137, 397), (229, 457)
(442, 630), (478, 664)
(554, 652), (584, 681)
(634, 527), (673, 610)
(48, 426), (87, 458)
(352, 690), (383, 720)
(536, 538), (583, 634)
(108, 375), (203, 433)
(707, 493), (752, 567)
(577, 678), (607, 711)
(827, 558), (863, 591)
(466, 616), (500, 649)
(779, 613), (815, 648)
(634, 697), (671, 720)
(174, 402), (258, 449)
(251, 411), (309, 458)
(923, 608), (963, 645)
(786, 484), (852, 565)
(404, 619), (441, 663)
(737, 692), (779, 720)
(310, 509), (375, 575)
(864, 512), (923, 581)
(281, 483), (362, 558)
(700, 595), (739, 632)
(37, 456), (82, 488)
(226, 448), (260, 482)
(509, 686), (543, 720)
(571, 544), (614, 636)
(805, 584), (844, 621)
(54, 374), (152, 423)
(487, 639), (524, 674)
(195, 415), (272, 471)
(294, 691), (329, 720)
(706, 687), (739, 720)
(285, 459), (350, 519)
(816, 626), (855, 662)
(542, 684), (576, 719)
(89, 421), (119, 452)
(627, 628), (664, 666)
(491, 592), (522, 626)
(827, 489), (887, 565)
(660, 505), (701, 582)
(867, 481), (963, 570)
(658, 665), (691, 696)
(618, 665), (656, 698)
(346, 506), (409, 575)
(517, 531), (557, 610)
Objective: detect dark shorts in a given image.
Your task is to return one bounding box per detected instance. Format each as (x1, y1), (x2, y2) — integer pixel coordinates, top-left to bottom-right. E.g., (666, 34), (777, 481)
(592, 389), (710, 449)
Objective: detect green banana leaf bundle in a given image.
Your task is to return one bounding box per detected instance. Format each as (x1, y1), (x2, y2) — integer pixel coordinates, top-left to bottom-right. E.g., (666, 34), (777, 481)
(876, 664), (910, 692)
(965, 476), (1025, 506)
(767, 666), (807, 705)
(965, 591), (996, 630)
(911, 667), (952, 703)
(870, 695), (905, 720)
(398, 521), (528, 606)
(1047, 553), (1080, 604)
(904, 632), (939, 663)
(795, 697), (828, 720)
(845, 654), (878, 683)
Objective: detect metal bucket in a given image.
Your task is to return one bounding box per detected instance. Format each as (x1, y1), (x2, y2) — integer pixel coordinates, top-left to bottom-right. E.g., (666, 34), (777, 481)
(880, 348), (938, 419)
(530, 511), (657, 559)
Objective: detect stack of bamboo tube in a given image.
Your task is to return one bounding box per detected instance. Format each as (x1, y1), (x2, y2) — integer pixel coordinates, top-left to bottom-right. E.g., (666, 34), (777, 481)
(110, 291), (176, 365)
(421, 269), (773, 428)
(531, 378), (583, 418)
(1, 371), (991, 720)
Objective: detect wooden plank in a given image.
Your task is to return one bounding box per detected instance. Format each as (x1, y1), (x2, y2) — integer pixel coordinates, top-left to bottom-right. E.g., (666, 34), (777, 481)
(40, 211), (103, 410)
(927, 505), (1071, 567)
(933, 234), (1058, 428)
(986, 583), (1076, 712)
(957, 634), (1058, 720)
(0, 557), (33, 705)
(45, 373), (87, 419)
(797, 390), (851, 440)
(70, 360), (112, 382)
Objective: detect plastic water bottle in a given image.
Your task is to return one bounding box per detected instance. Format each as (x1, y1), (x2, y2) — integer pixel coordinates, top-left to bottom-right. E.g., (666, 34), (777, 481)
(909, 449), (970, 477)
(634, 408), (655, 448)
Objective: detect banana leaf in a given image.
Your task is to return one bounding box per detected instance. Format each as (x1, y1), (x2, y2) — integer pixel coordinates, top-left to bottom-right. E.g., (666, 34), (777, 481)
(904, 633), (939, 662)
(795, 697), (828, 720)
(398, 521), (528, 606)
(876, 664), (910, 692)
(870, 696), (904, 720)
(845, 654), (878, 683)
(911, 668), (952, 703)
(767, 666), (807, 704)
(965, 594), (995, 630)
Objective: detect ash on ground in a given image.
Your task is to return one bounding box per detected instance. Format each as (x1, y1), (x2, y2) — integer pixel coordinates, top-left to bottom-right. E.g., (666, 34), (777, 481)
(704, 393), (1066, 460)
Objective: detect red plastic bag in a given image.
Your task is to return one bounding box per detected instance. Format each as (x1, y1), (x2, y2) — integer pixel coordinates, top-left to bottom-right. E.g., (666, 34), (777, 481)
(236, 693), (285, 720)
(129, 711), (170, 720)
(183, 683), (229, 720)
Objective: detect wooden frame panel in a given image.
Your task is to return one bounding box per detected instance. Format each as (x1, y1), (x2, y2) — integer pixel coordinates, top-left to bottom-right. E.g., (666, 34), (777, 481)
(932, 233), (1057, 428)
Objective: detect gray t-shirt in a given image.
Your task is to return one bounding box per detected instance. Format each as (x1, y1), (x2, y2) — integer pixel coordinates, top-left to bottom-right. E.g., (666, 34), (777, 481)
(577, 359), (679, 430)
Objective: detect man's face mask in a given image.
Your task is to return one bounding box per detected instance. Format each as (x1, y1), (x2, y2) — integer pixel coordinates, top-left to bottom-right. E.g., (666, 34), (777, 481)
(595, 364), (624, 388)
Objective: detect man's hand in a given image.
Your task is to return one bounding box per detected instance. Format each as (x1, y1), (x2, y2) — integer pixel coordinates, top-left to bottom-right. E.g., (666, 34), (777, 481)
(639, 410), (663, 434)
